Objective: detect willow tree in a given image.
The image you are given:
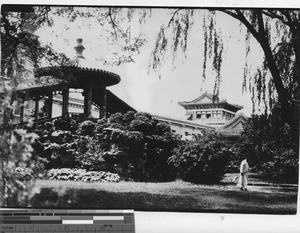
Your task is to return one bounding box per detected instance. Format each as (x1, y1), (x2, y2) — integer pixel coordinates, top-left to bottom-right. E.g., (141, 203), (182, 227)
(150, 9), (300, 127)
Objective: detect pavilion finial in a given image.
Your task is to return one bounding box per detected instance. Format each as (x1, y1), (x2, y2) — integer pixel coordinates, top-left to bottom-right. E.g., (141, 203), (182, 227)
(74, 38), (85, 59)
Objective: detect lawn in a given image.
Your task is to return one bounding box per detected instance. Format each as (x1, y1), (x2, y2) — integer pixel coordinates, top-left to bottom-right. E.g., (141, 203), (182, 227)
(29, 179), (298, 214)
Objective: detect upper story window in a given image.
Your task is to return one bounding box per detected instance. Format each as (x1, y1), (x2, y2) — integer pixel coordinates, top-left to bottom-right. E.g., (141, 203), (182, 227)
(196, 111), (202, 119)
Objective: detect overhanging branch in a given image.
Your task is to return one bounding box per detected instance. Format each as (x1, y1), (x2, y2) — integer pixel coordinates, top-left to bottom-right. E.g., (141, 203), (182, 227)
(219, 9), (262, 44)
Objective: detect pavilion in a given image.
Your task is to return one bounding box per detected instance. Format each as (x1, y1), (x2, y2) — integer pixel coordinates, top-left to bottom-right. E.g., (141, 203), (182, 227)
(0, 38), (134, 127)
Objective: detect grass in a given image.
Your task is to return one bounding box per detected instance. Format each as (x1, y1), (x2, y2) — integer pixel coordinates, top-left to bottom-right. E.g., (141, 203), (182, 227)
(28, 179), (298, 214)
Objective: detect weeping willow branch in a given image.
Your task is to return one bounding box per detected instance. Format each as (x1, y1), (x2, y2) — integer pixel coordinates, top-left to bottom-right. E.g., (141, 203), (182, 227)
(261, 10), (290, 26)
(167, 9), (184, 28)
(107, 8), (127, 40)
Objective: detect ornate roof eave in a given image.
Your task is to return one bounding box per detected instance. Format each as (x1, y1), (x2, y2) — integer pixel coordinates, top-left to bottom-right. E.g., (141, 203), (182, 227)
(178, 101), (243, 110)
(178, 100), (226, 106)
(179, 92), (221, 104)
(217, 129), (243, 137)
(219, 112), (248, 130)
(36, 65), (121, 87)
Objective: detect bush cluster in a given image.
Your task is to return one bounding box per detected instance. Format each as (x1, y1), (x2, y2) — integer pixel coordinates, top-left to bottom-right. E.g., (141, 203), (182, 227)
(99, 112), (179, 181)
(168, 131), (231, 183)
(46, 168), (120, 182)
(241, 113), (298, 184)
(34, 112), (180, 182)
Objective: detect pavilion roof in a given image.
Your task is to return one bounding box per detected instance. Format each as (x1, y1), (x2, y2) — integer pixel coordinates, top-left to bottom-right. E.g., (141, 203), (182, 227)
(36, 65), (120, 87)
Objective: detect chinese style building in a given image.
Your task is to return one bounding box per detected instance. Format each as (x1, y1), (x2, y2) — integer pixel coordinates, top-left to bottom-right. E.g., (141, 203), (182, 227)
(178, 92), (243, 127)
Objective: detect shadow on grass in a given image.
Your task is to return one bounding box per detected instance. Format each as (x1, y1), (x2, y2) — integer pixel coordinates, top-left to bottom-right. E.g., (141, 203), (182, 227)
(29, 187), (297, 215)
(30, 188), (198, 211)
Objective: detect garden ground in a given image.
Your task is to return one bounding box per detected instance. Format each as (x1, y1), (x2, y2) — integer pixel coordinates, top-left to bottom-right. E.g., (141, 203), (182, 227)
(30, 174), (298, 214)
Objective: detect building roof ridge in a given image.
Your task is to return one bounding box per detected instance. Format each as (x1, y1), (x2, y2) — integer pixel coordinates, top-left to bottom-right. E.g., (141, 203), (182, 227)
(151, 113), (216, 129)
(219, 112), (248, 130)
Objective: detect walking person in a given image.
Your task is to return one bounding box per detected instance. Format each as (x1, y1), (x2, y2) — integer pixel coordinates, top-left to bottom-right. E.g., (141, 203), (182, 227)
(239, 156), (250, 191)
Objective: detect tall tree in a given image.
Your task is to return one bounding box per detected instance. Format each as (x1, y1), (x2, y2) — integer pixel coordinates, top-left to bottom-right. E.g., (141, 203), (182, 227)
(220, 9), (300, 126)
(151, 8), (300, 127)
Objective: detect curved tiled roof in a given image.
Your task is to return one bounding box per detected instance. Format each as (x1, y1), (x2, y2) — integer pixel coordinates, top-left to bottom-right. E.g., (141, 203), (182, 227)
(220, 112), (248, 130)
(36, 65), (120, 87)
(178, 92), (243, 111)
(217, 112), (248, 137)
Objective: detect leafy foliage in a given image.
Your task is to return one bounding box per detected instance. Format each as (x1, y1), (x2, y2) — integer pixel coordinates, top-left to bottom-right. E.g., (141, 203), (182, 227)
(100, 112), (179, 181)
(46, 168), (120, 182)
(77, 120), (95, 136)
(1, 6), (70, 84)
(33, 112), (179, 181)
(0, 128), (43, 206)
(240, 108), (298, 183)
(53, 117), (78, 133)
(168, 130), (231, 183)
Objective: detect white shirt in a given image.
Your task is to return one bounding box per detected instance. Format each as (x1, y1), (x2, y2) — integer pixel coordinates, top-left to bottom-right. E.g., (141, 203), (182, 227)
(240, 159), (249, 174)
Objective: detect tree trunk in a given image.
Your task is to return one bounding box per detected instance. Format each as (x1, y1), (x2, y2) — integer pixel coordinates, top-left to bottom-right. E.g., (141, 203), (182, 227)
(256, 11), (293, 125)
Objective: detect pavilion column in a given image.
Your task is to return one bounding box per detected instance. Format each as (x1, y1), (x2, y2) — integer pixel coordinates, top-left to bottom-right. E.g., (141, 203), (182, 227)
(84, 82), (93, 118)
(2, 110), (9, 126)
(19, 97), (25, 123)
(34, 94), (40, 125)
(99, 85), (107, 119)
(62, 88), (69, 117)
(47, 91), (53, 118)
(3, 94), (15, 126)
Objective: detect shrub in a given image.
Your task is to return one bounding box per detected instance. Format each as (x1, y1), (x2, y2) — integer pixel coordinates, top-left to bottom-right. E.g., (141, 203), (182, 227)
(77, 120), (96, 136)
(98, 112), (179, 181)
(129, 118), (152, 133)
(241, 113), (298, 184)
(46, 168), (120, 182)
(94, 118), (108, 135)
(259, 148), (298, 184)
(109, 113), (123, 124)
(43, 143), (76, 169)
(122, 111), (135, 124)
(34, 111), (180, 182)
(168, 136), (230, 183)
(53, 117), (77, 133)
(74, 137), (108, 171)
(50, 130), (73, 143)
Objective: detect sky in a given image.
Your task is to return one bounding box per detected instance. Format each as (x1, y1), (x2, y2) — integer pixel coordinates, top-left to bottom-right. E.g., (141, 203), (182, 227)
(35, 7), (265, 118)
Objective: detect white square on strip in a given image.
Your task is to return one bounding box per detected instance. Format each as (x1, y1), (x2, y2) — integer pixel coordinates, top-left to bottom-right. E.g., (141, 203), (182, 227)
(62, 220), (94, 224)
(93, 216), (124, 221)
